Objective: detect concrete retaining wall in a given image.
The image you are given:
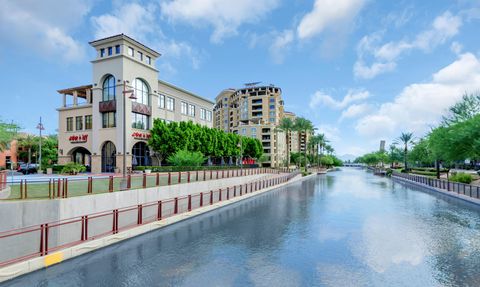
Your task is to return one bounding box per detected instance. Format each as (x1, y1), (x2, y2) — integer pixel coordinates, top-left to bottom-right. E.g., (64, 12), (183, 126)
(0, 174), (270, 233)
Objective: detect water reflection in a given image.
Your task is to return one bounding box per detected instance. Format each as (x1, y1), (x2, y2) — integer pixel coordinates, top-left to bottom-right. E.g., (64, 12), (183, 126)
(3, 168), (480, 286)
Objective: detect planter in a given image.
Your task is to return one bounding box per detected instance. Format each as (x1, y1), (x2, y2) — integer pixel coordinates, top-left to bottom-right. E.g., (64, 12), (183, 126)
(46, 168), (53, 175)
(144, 169), (152, 174)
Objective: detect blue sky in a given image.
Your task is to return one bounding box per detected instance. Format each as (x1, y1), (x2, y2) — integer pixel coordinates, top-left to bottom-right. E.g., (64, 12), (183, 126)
(1, 0), (479, 157)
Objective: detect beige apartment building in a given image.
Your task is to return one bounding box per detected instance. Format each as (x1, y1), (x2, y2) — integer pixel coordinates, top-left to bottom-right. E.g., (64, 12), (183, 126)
(57, 34), (214, 173)
(213, 85), (287, 167)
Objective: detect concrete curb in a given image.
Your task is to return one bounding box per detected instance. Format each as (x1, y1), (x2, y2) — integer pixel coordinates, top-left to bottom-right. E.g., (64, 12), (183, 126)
(392, 176), (480, 206)
(0, 173), (315, 283)
(0, 186), (11, 200)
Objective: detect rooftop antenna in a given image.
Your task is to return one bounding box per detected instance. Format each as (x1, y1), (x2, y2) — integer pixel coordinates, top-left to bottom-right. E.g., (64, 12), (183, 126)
(244, 82), (261, 87)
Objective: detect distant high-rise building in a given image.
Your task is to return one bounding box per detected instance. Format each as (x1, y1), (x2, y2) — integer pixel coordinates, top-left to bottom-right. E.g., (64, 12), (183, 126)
(379, 140), (386, 152)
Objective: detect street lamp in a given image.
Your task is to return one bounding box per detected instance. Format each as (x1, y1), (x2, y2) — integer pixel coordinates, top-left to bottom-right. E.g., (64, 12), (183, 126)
(238, 136), (243, 173)
(36, 117), (45, 171)
(121, 80), (136, 188)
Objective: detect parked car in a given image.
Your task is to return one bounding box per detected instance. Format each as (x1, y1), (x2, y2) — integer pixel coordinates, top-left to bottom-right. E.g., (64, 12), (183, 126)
(18, 164), (38, 175)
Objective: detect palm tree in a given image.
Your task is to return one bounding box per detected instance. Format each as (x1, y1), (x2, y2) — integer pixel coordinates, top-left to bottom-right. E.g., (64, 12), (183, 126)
(395, 132), (414, 171)
(18, 134), (37, 165)
(276, 117), (295, 168)
(325, 144), (334, 155)
(294, 117), (314, 171)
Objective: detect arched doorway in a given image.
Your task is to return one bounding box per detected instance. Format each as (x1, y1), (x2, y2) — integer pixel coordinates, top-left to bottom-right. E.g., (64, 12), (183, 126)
(132, 142), (151, 167)
(101, 141), (116, 173)
(69, 147), (92, 172)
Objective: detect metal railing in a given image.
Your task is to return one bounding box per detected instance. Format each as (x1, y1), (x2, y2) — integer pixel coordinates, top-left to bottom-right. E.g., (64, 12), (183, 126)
(392, 172), (480, 199)
(0, 171), (300, 267)
(5, 168), (278, 200)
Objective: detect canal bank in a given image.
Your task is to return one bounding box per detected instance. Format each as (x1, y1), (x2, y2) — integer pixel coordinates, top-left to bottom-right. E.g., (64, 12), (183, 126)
(4, 168), (480, 286)
(0, 172), (312, 283)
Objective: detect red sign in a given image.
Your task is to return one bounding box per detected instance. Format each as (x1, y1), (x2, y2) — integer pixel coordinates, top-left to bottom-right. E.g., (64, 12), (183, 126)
(69, 134), (88, 143)
(132, 132), (151, 140)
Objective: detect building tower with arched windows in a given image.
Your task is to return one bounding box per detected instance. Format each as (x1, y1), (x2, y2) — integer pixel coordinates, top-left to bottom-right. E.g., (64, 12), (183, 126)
(57, 34), (214, 173)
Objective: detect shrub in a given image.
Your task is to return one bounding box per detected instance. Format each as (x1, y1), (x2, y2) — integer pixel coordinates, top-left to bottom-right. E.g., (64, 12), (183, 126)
(61, 162), (86, 175)
(450, 173), (473, 184)
(133, 165), (258, 172)
(167, 150), (205, 167)
(52, 165), (65, 173)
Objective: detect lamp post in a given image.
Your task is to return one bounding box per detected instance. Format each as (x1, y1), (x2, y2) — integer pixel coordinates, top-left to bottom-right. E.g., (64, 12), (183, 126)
(238, 135), (243, 173)
(121, 80), (136, 188)
(36, 117), (45, 171)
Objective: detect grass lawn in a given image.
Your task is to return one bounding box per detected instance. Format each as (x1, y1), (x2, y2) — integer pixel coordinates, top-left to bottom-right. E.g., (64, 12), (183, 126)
(7, 172), (213, 200)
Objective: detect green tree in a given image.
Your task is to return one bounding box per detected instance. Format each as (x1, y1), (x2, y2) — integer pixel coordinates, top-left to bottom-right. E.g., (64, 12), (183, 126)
(167, 150), (205, 167)
(395, 132), (414, 171)
(18, 134), (37, 164)
(442, 91), (480, 125)
(276, 117), (295, 167)
(294, 117), (314, 171)
(0, 120), (19, 152)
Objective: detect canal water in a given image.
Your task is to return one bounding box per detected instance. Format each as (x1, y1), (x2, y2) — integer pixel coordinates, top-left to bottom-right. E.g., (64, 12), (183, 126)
(3, 168), (480, 286)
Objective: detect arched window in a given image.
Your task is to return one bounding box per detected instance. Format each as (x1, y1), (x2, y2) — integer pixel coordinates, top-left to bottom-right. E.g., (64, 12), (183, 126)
(133, 78), (149, 105)
(102, 75), (116, 101)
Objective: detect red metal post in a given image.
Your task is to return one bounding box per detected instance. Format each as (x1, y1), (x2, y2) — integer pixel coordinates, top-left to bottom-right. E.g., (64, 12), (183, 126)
(210, 190), (213, 205)
(188, 195), (192, 211)
(216, 170), (219, 179)
(174, 197), (178, 214)
(39, 224), (44, 256)
(188, 171), (191, 183)
(196, 170), (199, 182)
(210, 170), (212, 180)
(25, 180), (28, 199)
(143, 174), (147, 188)
(88, 177), (92, 194)
(64, 178), (68, 198)
(200, 192), (203, 207)
(204, 170), (206, 181)
(219, 188), (222, 201)
(234, 186), (236, 197)
(222, 170), (224, 178)
(226, 187), (230, 200)
(168, 172), (171, 185)
(178, 172), (181, 184)
(127, 174), (131, 189)
(48, 179), (52, 199)
(156, 173), (160, 186)
(44, 224), (49, 255)
(20, 180), (24, 199)
(109, 176), (113, 193)
(157, 201), (162, 220)
(137, 204), (143, 225)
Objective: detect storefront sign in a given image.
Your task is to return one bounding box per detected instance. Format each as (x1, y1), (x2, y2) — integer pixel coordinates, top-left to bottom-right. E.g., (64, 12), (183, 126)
(69, 134), (88, 143)
(132, 132), (151, 140)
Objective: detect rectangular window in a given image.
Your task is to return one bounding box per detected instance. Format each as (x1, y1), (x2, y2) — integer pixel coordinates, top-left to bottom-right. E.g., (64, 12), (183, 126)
(207, 111), (212, 121)
(137, 51), (143, 61)
(128, 47), (134, 56)
(242, 128), (246, 135)
(269, 98), (275, 103)
(102, 112), (116, 128)
(251, 127), (257, 136)
(200, 108), (206, 120)
(100, 48), (105, 57)
(269, 111), (275, 117)
(270, 105), (275, 109)
(188, 104), (195, 117)
(181, 102), (188, 115)
(115, 45), (120, 54)
(146, 56), (151, 64)
(166, 97), (175, 111)
(108, 47), (112, 56)
(131, 113), (149, 130)
(85, 115), (92, 130)
(158, 94), (165, 108)
(66, 117), (73, 131)
(76, 116), (83, 130)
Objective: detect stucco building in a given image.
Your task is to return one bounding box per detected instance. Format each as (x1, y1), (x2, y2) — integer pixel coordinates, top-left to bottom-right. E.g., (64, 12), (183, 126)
(57, 34), (214, 173)
(213, 85), (287, 167)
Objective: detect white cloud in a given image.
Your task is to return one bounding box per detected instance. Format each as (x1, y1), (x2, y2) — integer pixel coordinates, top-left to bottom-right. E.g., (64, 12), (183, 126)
(91, 2), (203, 70)
(339, 103), (372, 121)
(354, 11), (463, 79)
(450, 41), (463, 55)
(310, 90), (370, 109)
(355, 52), (480, 140)
(0, 0), (90, 62)
(316, 124), (341, 143)
(269, 30), (294, 64)
(297, 0), (366, 40)
(160, 0), (280, 43)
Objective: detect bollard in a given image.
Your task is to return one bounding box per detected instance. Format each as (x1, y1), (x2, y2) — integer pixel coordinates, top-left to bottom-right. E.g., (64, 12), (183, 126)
(143, 174), (147, 188)
(178, 172), (181, 184)
(196, 170), (199, 182)
(188, 195), (192, 211)
(174, 197), (178, 214)
(234, 186), (236, 197)
(227, 187), (230, 200)
(88, 177), (92, 194)
(127, 175), (131, 189)
(137, 204), (143, 225)
(156, 173), (160, 186)
(109, 176), (113, 193)
(219, 188), (222, 201)
(200, 192), (203, 207)
(210, 190), (213, 205)
(188, 171), (191, 183)
(168, 172), (172, 185)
